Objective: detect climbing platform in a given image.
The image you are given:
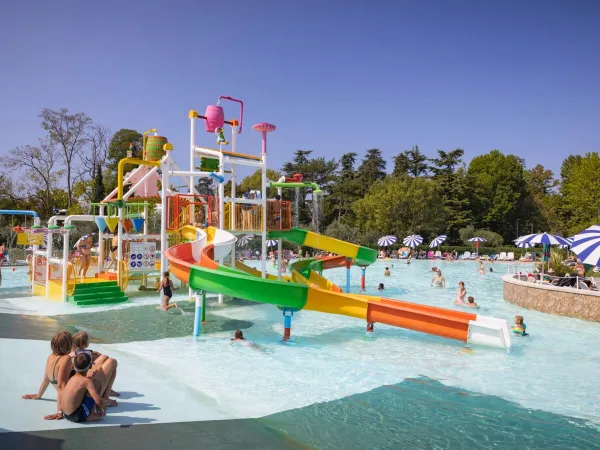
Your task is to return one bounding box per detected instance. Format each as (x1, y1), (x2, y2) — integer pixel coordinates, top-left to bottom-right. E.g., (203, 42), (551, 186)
(68, 281), (128, 306)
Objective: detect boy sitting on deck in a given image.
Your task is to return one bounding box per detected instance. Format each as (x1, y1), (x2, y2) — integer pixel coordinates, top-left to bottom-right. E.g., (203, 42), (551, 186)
(61, 353), (108, 423)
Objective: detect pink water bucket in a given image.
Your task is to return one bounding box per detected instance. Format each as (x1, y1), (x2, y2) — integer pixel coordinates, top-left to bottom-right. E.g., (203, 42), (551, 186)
(204, 105), (225, 132)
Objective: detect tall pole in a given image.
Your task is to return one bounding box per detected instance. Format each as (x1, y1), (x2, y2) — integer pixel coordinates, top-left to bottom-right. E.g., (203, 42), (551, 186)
(231, 124), (237, 230)
(516, 219), (519, 239)
(261, 135), (267, 278)
(277, 186), (283, 281)
(160, 159), (169, 278)
(98, 205), (105, 274)
(189, 111), (196, 224)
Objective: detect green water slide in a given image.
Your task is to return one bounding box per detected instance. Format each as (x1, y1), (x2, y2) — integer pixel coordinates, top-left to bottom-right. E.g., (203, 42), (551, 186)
(267, 228), (378, 266)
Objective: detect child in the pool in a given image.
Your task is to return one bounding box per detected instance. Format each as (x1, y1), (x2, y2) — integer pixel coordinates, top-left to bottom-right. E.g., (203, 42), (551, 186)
(378, 283), (385, 290)
(384, 267), (390, 277)
(512, 315), (528, 335)
(466, 296), (478, 307)
(454, 281), (467, 304)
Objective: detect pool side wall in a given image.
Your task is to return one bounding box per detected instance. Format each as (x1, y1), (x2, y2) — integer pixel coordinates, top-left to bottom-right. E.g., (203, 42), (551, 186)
(502, 274), (600, 322)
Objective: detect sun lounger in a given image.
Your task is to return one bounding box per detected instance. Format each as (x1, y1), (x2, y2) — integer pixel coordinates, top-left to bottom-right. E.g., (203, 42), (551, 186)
(434, 250), (442, 259)
(459, 251), (471, 259)
(497, 252), (506, 261)
(506, 252), (515, 261)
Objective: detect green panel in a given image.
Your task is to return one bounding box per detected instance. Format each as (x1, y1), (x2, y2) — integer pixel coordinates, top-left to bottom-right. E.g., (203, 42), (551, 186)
(267, 228), (308, 245)
(189, 265), (308, 310)
(355, 246), (378, 266)
(199, 158), (220, 172)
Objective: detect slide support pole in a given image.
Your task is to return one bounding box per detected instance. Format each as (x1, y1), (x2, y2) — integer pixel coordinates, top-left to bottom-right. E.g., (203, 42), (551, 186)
(201, 290), (206, 322)
(346, 258), (351, 293)
(361, 267), (366, 291)
(193, 292), (201, 336)
(283, 308), (294, 341)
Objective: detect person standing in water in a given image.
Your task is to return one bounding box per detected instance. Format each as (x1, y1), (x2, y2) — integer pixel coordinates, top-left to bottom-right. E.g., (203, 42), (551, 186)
(157, 271), (178, 311)
(454, 281), (467, 305)
(431, 270), (446, 288)
(0, 241), (6, 285)
(384, 267), (390, 276)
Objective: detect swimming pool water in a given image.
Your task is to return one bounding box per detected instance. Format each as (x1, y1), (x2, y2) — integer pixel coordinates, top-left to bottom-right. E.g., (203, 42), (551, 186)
(3, 259), (600, 447)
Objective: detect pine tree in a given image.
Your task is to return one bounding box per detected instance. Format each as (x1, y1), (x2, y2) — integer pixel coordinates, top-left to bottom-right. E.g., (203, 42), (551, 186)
(91, 163), (106, 204)
(356, 149), (386, 195)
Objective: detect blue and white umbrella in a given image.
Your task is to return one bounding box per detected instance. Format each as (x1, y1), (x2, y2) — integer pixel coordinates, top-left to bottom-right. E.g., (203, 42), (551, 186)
(236, 234), (255, 247)
(378, 235), (397, 247)
(514, 234), (535, 243)
(515, 240), (534, 248)
(429, 235), (447, 248)
(468, 236), (487, 250)
(517, 233), (570, 247)
(468, 237), (487, 243)
(571, 225), (600, 267)
(558, 236), (575, 249)
(266, 239), (278, 247)
(403, 234), (423, 248)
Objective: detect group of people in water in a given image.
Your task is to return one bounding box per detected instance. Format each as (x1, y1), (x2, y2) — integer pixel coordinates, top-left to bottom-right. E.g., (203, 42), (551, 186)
(22, 331), (119, 423)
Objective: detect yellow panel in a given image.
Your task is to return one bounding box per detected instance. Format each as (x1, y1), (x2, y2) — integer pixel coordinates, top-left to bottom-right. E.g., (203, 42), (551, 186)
(304, 232), (359, 259)
(305, 288), (368, 320)
(308, 271), (340, 292)
(33, 280), (63, 302)
(180, 225), (199, 241)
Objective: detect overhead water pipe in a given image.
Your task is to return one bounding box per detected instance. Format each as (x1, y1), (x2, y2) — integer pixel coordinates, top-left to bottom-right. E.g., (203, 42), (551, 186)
(268, 181), (322, 194)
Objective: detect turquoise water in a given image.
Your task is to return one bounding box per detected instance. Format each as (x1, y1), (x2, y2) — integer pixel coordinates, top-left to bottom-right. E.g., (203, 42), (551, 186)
(3, 260), (600, 447)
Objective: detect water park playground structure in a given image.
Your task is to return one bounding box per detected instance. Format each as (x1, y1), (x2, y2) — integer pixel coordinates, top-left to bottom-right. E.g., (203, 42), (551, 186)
(22, 96), (512, 350)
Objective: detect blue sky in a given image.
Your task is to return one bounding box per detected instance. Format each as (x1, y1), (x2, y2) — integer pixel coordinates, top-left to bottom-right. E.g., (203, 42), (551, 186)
(1, 0), (598, 179)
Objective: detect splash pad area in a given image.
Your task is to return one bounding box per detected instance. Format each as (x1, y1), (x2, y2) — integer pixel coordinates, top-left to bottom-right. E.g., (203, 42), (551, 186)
(1, 259), (599, 449)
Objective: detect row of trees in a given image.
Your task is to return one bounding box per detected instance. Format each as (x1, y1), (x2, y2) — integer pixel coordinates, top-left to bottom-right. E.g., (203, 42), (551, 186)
(2, 108), (598, 248)
(270, 146), (599, 246)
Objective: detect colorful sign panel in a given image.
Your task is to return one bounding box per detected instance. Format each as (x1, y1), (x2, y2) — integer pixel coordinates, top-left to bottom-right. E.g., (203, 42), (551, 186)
(128, 242), (156, 272)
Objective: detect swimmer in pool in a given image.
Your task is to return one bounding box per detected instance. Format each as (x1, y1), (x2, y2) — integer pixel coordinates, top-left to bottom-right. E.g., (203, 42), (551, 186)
(384, 267), (390, 276)
(479, 259), (485, 275)
(378, 283), (385, 290)
(454, 281), (466, 305)
(430, 270), (446, 288)
(231, 329), (265, 351)
(466, 296), (478, 307)
(512, 315), (528, 335)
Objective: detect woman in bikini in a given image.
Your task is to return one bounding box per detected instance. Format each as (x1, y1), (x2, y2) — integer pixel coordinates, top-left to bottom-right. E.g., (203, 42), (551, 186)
(157, 271), (178, 311)
(22, 331), (73, 420)
(77, 235), (93, 279)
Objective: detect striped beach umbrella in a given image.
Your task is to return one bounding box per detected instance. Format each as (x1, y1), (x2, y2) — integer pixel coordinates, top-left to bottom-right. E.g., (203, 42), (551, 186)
(468, 236), (487, 250)
(403, 234), (423, 248)
(518, 233), (570, 247)
(558, 236), (575, 249)
(515, 240), (534, 248)
(429, 235), (447, 248)
(377, 235), (397, 247)
(266, 239), (278, 247)
(571, 225), (600, 267)
(236, 234), (255, 247)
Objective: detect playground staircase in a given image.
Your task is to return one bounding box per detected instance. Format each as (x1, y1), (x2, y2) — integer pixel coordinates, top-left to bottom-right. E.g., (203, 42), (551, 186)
(68, 281), (128, 306)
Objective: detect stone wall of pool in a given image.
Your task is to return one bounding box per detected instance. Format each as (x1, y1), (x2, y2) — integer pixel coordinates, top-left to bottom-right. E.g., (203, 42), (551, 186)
(502, 274), (600, 322)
